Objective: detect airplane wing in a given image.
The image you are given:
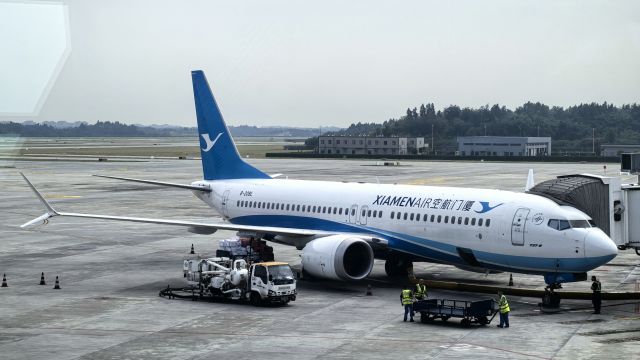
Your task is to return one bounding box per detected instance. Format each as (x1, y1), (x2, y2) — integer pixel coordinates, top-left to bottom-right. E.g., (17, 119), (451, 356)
(93, 174), (211, 192)
(20, 173), (384, 242)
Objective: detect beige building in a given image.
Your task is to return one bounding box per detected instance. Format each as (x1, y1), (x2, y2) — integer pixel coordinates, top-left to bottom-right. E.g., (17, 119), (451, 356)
(318, 136), (427, 155)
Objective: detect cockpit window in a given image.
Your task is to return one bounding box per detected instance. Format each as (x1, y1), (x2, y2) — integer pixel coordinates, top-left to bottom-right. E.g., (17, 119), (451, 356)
(548, 219), (591, 230)
(569, 220), (591, 228)
(548, 219), (570, 231)
(588, 220), (597, 227)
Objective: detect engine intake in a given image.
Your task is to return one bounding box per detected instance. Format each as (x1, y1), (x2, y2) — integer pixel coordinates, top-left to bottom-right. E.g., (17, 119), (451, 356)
(301, 235), (374, 281)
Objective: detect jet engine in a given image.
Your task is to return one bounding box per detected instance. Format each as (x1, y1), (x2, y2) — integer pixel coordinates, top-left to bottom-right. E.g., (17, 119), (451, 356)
(301, 235), (374, 281)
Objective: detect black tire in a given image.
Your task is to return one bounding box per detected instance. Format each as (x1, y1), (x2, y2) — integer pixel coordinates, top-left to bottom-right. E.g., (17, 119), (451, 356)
(441, 316), (450, 322)
(250, 292), (261, 306)
(478, 316), (489, 325)
(420, 314), (428, 323)
(385, 258), (410, 277)
(460, 318), (471, 327)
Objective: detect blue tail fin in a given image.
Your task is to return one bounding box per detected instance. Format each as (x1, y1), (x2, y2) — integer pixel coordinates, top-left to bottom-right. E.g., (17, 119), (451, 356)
(192, 70), (270, 180)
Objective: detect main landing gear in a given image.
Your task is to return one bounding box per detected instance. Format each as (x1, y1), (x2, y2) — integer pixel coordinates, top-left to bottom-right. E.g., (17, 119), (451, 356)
(385, 256), (412, 277)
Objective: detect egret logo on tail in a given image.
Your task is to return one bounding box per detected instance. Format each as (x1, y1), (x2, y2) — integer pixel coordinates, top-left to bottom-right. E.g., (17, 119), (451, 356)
(201, 132), (223, 152)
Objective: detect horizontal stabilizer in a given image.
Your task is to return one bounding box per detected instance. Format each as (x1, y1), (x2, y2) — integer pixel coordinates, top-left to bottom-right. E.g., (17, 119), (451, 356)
(93, 175), (211, 192)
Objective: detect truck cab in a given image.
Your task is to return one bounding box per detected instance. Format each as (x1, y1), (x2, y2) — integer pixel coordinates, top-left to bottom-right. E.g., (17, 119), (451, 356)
(249, 262), (297, 305)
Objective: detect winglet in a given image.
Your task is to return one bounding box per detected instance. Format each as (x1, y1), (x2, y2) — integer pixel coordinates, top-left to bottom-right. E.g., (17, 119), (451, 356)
(20, 172), (58, 227)
(525, 169), (535, 192)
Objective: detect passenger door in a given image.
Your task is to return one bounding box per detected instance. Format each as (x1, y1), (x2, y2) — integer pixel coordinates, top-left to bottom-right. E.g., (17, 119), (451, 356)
(221, 190), (230, 218)
(511, 208), (529, 246)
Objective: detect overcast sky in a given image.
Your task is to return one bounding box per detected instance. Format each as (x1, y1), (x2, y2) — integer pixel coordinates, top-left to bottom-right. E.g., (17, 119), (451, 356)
(1, 0), (639, 127)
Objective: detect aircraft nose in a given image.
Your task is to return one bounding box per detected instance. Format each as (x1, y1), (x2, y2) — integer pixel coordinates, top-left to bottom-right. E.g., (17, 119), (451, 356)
(585, 230), (617, 262)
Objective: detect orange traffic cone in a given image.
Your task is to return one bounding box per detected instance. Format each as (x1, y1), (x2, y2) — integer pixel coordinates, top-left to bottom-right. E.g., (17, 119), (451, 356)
(1, 274), (7, 287)
(53, 276), (61, 290)
(508, 274), (514, 286)
(190, 244), (195, 254)
(39, 272), (46, 285)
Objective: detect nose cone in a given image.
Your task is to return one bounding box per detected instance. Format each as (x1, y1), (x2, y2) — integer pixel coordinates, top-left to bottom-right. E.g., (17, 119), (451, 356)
(585, 230), (617, 263)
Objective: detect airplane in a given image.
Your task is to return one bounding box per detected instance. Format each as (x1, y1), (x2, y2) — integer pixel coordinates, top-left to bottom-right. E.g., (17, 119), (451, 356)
(21, 70), (618, 295)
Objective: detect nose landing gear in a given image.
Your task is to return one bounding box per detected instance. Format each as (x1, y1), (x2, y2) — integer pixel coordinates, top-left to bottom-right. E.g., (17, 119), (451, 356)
(540, 283), (562, 309)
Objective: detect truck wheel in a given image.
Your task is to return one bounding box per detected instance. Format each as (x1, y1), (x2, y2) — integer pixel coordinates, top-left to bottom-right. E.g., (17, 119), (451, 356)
(250, 292), (261, 306)
(460, 318), (471, 327)
(478, 316), (488, 325)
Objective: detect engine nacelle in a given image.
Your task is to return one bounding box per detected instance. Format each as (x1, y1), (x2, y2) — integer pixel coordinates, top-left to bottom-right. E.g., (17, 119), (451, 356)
(301, 235), (374, 281)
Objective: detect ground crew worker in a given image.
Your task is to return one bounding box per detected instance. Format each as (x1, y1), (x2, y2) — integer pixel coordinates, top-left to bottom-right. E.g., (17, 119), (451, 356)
(591, 276), (602, 314)
(497, 290), (510, 328)
(401, 284), (414, 322)
(414, 282), (427, 301)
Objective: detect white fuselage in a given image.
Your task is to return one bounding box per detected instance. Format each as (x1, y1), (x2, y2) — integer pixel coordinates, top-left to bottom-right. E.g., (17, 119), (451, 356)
(192, 178), (617, 276)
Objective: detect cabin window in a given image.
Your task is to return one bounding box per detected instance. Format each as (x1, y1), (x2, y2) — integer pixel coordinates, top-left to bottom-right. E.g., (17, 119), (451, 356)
(471, 218), (476, 226)
(478, 218), (483, 226)
(372, 210), (377, 217)
(430, 215), (435, 222)
(339, 208), (343, 215)
(486, 219), (491, 227)
(236, 200), (240, 207)
(321, 206), (326, 213)
(390, 211), (395, 219)
(444, 216), (449, 223)
(415, 214), (420, 222)
(437, 215), (441, 223)
(367, 210), (372, 217)
(312, 206), (316, 212)
(285, 204), (290, 211)
(379, 211), (383, 218)
(451, 216), (455, 224)
(403, 213), (408, 220)
(257, 202), (262, 209)
(333, 207), (337, 214)
(410, 213), (414, 221)
(423, 214), (428, 221)
(351, 208), (356, 216)
(458, 217), (462, 225)
(464, 217), (469, 225)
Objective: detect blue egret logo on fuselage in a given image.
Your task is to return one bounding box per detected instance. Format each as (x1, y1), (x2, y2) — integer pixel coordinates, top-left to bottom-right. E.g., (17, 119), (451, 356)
(475, 201), (504, 213)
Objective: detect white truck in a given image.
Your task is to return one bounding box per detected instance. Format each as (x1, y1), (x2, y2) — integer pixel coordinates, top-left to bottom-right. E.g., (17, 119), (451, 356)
(183, 256), (297, 305)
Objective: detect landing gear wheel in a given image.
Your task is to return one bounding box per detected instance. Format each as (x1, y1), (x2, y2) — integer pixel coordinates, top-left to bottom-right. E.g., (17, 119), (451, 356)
(385, 258), (411, 277)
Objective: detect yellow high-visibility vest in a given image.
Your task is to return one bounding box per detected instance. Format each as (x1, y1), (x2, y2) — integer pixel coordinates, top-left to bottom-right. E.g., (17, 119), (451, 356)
(499, 295), (510, 313)
(415, 283), (427, 299)
(402, 289), (413, 305)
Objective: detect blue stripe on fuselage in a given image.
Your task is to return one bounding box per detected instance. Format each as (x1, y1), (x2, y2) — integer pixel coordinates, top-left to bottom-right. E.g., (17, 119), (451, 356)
(230, 214), (610, 274)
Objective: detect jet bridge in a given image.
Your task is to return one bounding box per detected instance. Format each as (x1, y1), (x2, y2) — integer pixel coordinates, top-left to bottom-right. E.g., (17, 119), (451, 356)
(527, 169), (640, 254)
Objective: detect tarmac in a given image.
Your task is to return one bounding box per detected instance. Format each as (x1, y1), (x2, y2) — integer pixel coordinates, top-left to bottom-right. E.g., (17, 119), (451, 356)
(1, 154), (640, 359)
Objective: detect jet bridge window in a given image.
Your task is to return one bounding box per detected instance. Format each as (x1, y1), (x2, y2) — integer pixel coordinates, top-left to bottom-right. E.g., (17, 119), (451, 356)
(548, 219), (571, 231)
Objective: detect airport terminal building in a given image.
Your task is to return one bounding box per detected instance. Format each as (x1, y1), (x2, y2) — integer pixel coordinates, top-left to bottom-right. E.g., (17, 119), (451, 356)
(457, 136), (551, 156)
(318, 136), (427, 155)
(601, 144), (640, 157)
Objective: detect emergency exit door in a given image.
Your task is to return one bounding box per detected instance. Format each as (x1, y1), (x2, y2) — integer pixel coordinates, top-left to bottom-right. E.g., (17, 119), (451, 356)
(511, 208), (529, 246)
